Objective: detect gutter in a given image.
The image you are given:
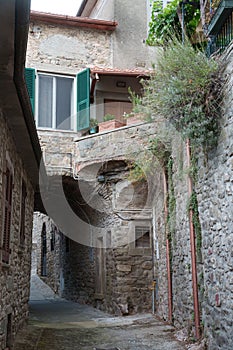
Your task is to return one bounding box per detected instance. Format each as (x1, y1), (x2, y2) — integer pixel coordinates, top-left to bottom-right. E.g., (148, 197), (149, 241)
(30, 11), (118, 31)
(14, 1), (42, 169)
(13, 0), (46, 193)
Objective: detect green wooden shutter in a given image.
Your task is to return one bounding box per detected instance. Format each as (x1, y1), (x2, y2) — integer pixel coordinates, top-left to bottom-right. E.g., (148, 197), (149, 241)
(24, 68), (35, 114)
(77, 68), (90, 131)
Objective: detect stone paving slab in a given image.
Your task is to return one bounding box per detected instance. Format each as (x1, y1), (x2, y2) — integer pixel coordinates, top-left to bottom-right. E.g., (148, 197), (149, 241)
(14, 275), (187, 349)
(14, 317), (186, 350)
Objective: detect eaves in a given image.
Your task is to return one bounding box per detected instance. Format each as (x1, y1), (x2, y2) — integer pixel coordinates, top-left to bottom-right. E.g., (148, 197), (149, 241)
(30, 11), (118, 31)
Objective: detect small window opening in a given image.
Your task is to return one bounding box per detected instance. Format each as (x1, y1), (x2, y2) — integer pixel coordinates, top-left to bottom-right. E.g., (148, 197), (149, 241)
(135, 226), (150, 248)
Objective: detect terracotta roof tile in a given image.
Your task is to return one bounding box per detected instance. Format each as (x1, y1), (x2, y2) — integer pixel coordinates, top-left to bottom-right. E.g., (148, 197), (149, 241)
(30, 11), (117, 31)
(90, 67), (152, 77)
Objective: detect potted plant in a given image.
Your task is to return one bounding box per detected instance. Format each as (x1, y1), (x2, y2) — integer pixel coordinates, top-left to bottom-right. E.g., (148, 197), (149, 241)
(103, 113), (115, 122)
(89, 118), (99, 134)
(99, 114), (126, 132)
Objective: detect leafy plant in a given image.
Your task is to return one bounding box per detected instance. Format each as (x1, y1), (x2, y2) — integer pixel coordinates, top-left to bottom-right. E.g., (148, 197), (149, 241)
(140, 37), (223, 152)
(103, 113), (115, 122)
(90, 118), (98, 127)
(188, 190), (202, 259)
(147, 0), (200, 46)
(167, 157), (176, 239)
(149, 136), (171, 167)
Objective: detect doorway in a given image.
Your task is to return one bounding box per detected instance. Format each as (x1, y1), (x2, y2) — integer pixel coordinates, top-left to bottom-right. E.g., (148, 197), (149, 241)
(41, 223), (47, 276)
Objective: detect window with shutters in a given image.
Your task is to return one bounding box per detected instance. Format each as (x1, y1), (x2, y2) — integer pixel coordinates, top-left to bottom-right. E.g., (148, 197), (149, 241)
(37, 73), (75, 130)
(24, 68), (90, 131)
(25, 68), (35, 114)
(2, 165), (13, 264)
(19, 180), (27, 247)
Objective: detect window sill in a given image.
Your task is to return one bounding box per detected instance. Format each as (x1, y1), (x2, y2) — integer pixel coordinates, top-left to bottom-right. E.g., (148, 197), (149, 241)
(129, 247), (151, 256)
(37, 127), (77, 134)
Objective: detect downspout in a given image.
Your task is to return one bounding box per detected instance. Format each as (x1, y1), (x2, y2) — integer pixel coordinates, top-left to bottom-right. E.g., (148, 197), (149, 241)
(186, 139), (200, 340)
(163, 169), (173, 324)
(152, 206), (157, 314)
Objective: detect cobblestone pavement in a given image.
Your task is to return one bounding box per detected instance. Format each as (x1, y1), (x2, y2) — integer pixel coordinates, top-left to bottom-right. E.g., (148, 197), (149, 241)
(14, 275), (186, 350)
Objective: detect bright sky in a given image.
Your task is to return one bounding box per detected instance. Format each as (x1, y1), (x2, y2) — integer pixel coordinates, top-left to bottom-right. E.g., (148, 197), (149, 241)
(31, 0), (83, 16)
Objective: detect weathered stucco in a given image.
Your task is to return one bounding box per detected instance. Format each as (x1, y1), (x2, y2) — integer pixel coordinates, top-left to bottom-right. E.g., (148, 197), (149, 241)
(27, 21), (113, 73)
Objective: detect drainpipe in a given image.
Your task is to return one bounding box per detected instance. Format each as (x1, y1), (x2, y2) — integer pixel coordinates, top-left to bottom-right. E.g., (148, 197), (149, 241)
(186, 139), (200, 340)
(163, 169), (173, 324)
(151, 206), (158, 314)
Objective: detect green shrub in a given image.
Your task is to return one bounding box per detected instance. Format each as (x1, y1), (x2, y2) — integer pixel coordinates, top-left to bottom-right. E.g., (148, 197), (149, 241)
(141, 37), (223, 151)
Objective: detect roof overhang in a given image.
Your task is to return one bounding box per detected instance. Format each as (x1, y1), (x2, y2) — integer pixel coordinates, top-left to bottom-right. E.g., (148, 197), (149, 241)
(208, 0), (233, 35)
(0, 0), (44, 190)
(90, 67), (150, 78)
(30, 10), (117, 31)
(90, 68), (150, 103)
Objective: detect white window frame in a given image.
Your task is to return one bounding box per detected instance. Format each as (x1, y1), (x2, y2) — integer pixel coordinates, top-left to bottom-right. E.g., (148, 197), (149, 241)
(35, 71), (77, 131)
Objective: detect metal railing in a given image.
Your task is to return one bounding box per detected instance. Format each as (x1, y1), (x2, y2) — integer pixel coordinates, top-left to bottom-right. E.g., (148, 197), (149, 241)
(207, 0), (233, 56)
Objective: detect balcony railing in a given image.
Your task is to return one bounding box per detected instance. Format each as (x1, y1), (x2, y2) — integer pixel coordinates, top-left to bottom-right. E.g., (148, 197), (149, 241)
(207, 0), (233, 55)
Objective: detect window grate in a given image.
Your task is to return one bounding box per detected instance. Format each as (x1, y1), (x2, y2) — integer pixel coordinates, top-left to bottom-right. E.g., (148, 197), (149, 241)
(135, 226), (150, 248)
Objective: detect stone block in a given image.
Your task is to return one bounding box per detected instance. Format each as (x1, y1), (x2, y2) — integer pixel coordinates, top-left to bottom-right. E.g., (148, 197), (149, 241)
(116, 264), (132, 272)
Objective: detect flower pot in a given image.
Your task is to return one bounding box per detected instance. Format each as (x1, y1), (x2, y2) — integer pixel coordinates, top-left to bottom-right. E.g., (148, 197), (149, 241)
(89, 126), (99, 134)
(99, 120), (126, 132)
(126, 115), (143, 125)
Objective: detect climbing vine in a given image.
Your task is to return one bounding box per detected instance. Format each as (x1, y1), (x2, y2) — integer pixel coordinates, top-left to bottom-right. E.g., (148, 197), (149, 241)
(166, 157), (176, 241)
(188, 191), (202, 256)
(187, 148), (203, 263)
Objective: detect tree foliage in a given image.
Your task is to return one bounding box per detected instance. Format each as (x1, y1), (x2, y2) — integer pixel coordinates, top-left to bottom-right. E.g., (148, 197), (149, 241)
(147, 0), (201, 46)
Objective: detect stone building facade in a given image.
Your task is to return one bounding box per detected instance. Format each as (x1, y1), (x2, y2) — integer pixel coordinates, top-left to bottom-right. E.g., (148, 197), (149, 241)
(27, 1), (233, 349)
(27, 2), (158, 317)
(195, 46), (233, 349)
(0, 115), (35, 350)
(32, 122), (159, 315)
(0, 1), (42, 349)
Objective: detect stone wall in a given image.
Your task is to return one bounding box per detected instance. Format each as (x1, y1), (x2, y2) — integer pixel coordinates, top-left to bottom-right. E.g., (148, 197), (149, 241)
(195, 47), (233, 349)
(37, 130), (78, 176)
(0, 113), (34, 350)
(27, 21), (112, 73)
(32, 213), (62, 295)
(62, 241), (96, 304)
(147, 47), (233, 348)
(32, 122), (162, 315)
(26, 11), (233, 346)
(149, 132), (198, 333)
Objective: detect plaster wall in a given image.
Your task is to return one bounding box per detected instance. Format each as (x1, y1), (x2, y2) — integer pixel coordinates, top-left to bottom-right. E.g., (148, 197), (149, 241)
(112, 0), (158, 70)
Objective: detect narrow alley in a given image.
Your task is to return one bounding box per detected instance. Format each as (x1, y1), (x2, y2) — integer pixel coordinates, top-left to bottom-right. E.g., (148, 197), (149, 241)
(14, 275), (186, 350)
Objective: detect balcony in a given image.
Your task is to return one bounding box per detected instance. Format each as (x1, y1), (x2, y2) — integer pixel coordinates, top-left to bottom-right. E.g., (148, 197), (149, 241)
(207, 0), (233, 55)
